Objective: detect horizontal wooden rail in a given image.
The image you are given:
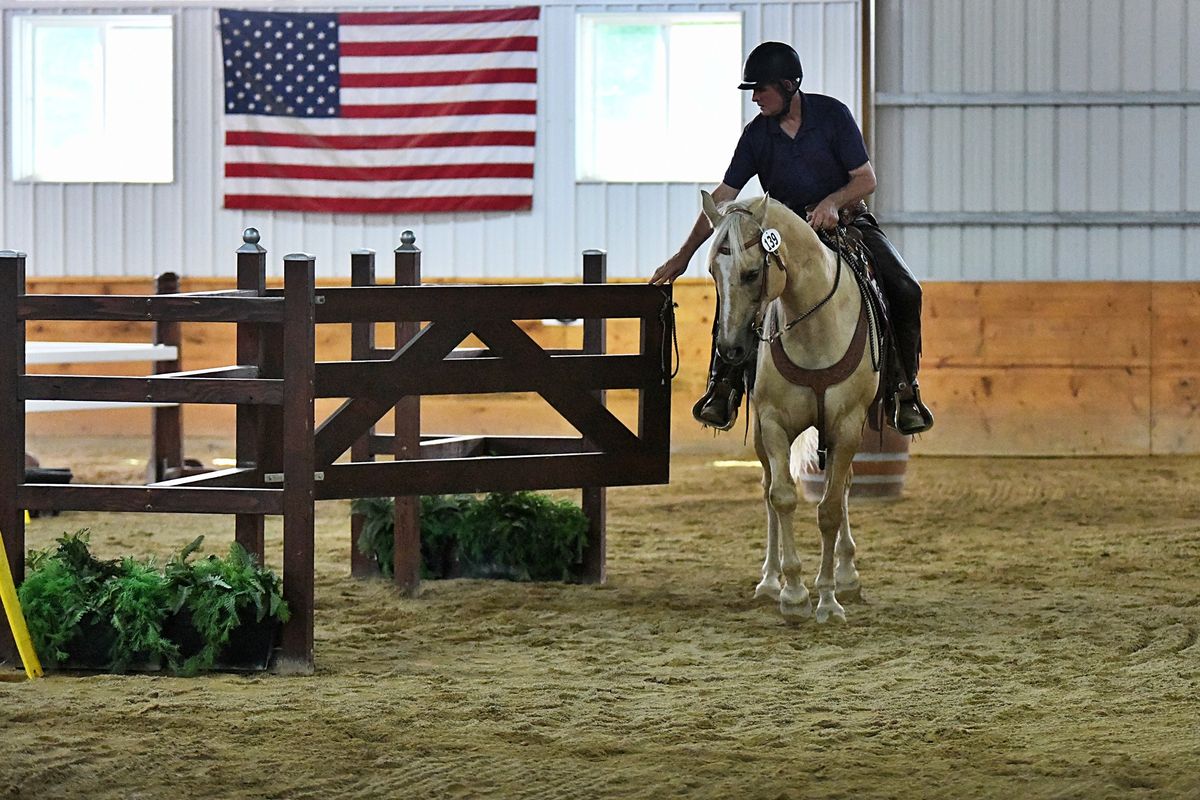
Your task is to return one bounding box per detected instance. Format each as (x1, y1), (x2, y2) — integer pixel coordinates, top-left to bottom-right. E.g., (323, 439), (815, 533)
(316, 451), (668, 500)
(18, 294), (285, 323)
(18, 484), (284, 515)
(21, 375), (284, 405)
(315, 353), (656, 397)
(312, 284), (667, 324)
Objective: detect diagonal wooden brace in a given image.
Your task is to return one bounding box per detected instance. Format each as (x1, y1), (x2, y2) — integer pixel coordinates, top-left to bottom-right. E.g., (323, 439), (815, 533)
(313, 318), (471, 466)
(472, 320), (643, 455)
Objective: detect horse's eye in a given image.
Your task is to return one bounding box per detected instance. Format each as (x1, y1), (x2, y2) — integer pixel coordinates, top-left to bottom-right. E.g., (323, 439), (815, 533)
(741, 269), (760, 285)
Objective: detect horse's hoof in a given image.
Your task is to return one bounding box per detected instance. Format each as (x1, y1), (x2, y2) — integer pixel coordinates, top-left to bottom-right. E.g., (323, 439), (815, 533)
(815, 598), (846, 624)
(837, 583), (865, 604)
(754, 577), (782, 601)
(779, 586), (812, 618)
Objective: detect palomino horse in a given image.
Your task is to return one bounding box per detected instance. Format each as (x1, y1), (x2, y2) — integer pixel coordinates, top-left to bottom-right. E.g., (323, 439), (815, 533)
(702, 192), (880, 623)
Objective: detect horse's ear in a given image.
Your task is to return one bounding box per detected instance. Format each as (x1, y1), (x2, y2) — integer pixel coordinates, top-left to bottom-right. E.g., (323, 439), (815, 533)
(701, 190), (722, 228)
(749, 194), (770, 226)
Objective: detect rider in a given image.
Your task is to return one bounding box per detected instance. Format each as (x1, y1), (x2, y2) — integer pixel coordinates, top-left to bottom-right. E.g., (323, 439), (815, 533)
(650, 41), (934, 436)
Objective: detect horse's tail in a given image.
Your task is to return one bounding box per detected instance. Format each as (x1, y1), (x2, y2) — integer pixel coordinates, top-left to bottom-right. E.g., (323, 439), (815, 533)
(789, 427), (820, 483)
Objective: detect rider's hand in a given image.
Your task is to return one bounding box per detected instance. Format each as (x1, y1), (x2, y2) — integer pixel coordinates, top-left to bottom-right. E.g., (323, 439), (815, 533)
(807, 198), (840, 231)
(650, 253), (690, 285)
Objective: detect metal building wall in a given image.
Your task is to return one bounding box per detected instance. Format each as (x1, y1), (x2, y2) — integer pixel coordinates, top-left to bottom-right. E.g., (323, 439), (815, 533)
(0, 0), (862, 280)
(873, 0), (1200, 280)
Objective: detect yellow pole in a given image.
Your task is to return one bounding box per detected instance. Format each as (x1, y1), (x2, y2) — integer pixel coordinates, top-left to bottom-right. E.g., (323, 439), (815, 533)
(0, 517), (43, 679)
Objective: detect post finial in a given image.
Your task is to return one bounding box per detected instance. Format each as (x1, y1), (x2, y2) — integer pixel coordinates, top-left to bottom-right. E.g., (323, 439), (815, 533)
(243, 228), (261, 245)
(396, 230), (420, 253)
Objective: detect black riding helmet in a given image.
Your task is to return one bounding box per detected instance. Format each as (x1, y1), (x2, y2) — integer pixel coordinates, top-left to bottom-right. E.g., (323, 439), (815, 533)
(738, 41), (803, 89)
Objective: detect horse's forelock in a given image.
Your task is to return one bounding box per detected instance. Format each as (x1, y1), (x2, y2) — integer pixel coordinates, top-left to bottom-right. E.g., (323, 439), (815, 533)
(711, 200), (756, 267)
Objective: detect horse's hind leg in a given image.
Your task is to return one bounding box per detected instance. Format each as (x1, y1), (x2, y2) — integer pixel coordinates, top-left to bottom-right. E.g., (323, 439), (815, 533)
(834, 481), (864, 603)
(753, 419), (782, 600)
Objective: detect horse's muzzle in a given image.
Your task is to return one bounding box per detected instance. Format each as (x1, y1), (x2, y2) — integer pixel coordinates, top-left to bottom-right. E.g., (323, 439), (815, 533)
(716, 340), (752, 366)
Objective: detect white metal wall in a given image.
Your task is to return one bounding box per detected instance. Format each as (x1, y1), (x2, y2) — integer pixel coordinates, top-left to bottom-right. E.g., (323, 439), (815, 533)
(0, 0), (862, 280)
(873, 0), (1200, 280)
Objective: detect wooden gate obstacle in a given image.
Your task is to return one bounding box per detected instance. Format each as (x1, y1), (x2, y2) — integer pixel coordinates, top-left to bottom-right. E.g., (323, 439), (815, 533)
(0, 232), (674, 673)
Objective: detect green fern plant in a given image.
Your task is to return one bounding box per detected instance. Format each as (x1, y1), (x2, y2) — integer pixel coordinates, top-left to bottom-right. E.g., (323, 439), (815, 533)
(458, 491), (589, 582)
(353, 492), (588, 582)
(19, 530), (176, 671)
(98, 557), (178, 672)
(165, 536), (289, 675)
(18, 541), (98, 666)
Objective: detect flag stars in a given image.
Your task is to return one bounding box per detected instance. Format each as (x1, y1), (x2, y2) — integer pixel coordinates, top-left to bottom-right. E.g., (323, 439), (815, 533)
(223, 12), (340, 119)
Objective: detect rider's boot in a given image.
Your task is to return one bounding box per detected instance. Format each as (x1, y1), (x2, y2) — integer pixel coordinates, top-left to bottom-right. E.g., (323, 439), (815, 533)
(889, 328), (934, 434)
(692, 348), (746, 431)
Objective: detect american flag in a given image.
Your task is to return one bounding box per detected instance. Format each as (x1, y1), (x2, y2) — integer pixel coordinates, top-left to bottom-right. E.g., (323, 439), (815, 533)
(219, 7), (538, 213)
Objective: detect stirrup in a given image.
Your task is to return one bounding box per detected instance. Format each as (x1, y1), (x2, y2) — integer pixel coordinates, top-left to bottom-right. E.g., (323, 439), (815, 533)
(692, 381), (741, 431)
(891, 384), (934, 435)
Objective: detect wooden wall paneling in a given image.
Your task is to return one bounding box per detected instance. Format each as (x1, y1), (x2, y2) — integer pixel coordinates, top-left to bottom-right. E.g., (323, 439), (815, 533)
(919, 365), (1151, 455)
(1150, 283), (1200, 453)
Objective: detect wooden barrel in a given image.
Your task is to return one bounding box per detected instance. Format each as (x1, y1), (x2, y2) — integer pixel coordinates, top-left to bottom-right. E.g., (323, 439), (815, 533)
(800, 425), (909, 502)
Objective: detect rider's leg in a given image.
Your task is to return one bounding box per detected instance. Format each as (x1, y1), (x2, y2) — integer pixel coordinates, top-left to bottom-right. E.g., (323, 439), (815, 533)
(692, 320), (746, 431)
(850, 213), (934, 434)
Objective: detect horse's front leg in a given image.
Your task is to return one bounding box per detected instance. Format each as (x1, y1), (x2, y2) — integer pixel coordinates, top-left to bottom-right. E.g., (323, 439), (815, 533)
(814, 436), (858, 624)
(753, 419), (782, 601)
(759, 419), (811, 618)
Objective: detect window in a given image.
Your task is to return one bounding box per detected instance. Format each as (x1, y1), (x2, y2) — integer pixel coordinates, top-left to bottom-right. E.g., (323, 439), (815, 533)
(10, 15), (174, 183)
(576, 13), (742, 183)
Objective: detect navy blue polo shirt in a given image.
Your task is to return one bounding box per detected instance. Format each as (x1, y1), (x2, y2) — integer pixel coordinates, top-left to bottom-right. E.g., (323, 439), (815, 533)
(722, 92), (870, 213)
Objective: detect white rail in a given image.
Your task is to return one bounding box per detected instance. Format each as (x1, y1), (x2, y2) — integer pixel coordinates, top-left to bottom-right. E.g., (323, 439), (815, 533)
(25, 341), (179, 413)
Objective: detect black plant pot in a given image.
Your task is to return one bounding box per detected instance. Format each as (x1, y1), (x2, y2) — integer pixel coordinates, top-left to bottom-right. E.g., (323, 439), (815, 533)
(165, 608), (280, 672)
(62, 615), (161, 672)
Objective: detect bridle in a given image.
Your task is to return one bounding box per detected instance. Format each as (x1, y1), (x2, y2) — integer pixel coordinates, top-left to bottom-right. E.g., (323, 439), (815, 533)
(715, 209), (843, 342)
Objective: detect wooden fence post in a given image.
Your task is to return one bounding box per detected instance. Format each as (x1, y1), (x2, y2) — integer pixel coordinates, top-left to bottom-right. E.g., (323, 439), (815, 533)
(278, 253), (316, 674)
(235, 229), (268, 559)
(580, 249), (607, 584)
(0, 250), (26, 665)
(348, 248), (377, 577)
(392, 232), (422, 595)
(148, 272), (182, 483)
